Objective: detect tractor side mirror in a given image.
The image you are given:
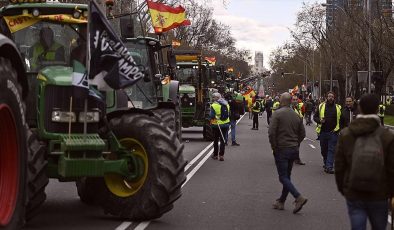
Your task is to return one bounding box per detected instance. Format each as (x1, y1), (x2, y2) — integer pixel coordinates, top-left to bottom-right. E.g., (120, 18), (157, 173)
(120, 16), (134, 39)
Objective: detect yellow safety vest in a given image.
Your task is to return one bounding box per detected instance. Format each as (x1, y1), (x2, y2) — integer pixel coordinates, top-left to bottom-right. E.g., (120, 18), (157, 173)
(252, 101), (261, 113)
(378, 104), (386, 118)
(293, 106), (303, 118)
(211, 102), (230, 125)
(316, 103), (341, 134)
(272, 101), (280, 111)
(31, 42), (62, 70)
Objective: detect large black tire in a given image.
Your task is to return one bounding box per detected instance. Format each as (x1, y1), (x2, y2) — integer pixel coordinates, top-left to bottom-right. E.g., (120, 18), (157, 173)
(203, 124), (214, 141)
(25, 130), (48, 221)
(95, 113), (187, 220)
(0, 57), (27, 229)
(76, 177), (100, 205)
(153, 108), (182, 141)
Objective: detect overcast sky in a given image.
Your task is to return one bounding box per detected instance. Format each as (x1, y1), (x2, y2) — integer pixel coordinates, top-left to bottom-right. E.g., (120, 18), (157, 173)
(211, 0), (325, 68)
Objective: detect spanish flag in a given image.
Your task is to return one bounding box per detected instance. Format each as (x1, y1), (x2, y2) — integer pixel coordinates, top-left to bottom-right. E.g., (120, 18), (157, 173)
(146, 0), (191, 34)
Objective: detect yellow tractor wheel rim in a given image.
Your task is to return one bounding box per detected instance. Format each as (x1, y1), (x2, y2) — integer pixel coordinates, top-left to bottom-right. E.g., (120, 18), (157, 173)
(104, 138), (149, 197)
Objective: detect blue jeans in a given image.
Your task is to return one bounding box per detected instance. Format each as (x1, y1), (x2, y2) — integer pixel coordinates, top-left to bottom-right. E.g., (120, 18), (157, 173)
(346, 200), (388, 230)
(319, 131), (338, 170)
(274, 147), (301, 202)
(224, 120), (236, 143)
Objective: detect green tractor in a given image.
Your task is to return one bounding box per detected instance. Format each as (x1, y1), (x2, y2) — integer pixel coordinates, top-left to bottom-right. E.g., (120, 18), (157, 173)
(172, 50), (217, 141)
(0, 0), (186, 226)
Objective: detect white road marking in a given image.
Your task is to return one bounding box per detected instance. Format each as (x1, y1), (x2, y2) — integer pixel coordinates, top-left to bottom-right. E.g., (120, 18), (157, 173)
(115, 222), (132, 230)
(115, 113), (247, 230)
(304, 137), (316, 143)
(389, 215), (392, 224)
(308, 144), (316, 149)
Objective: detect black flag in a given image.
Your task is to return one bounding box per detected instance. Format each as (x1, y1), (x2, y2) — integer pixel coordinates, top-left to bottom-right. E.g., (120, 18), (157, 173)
(88, 0), (144, 90)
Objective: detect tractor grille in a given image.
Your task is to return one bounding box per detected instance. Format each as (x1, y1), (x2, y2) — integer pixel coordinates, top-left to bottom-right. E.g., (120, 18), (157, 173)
(44, 85), (104, 134)
(181, 94), (195, 108)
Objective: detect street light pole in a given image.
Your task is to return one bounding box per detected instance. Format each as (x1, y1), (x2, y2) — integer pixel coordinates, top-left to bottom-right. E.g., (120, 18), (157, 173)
(367, 0), (372, 93)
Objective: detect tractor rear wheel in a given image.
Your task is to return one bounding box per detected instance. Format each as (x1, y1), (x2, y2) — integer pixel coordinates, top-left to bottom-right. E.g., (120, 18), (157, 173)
(153, 107), (182, 141)
(0, 57), (27, 229)
(96, 113), (187, 220)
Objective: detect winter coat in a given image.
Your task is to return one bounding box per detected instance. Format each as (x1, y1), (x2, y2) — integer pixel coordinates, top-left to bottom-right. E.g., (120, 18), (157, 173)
(335, 114), (394, 201)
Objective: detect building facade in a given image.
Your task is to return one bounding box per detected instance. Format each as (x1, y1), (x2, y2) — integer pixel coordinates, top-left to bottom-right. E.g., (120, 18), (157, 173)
(254, 52), (264, 74)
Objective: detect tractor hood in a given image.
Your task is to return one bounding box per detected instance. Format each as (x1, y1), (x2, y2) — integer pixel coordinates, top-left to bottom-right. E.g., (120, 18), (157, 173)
(39, 66), (73, 86)
(179, 84), (195, 94)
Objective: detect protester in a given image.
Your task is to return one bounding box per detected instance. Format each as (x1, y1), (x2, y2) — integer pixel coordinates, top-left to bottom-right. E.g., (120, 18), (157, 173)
(340, 96), (358, 128)
(265, 96), (273, 125)
(378, 101), (386, 126)
(224, 93), (240, 146)
(210, 93), (230, 161)
(335, 94), (394, 230)
(268, 92), (308, 213)
(251, 96), (262, 130)
(313, 91), (342, 174)
(305, 97), (314, 126)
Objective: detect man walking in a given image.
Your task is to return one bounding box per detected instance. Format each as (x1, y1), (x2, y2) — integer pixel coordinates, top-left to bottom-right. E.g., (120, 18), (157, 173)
(335, 94), (394, 230)
(268, 93), (308, 213)
(225, 93), (240, 146)
(340, 96), (358, 128)
(251, 96), (261, 130)
(265, 96), (273, 125)
(305, 97), (314, 126)
(313, 91), (342, 174)
(210, 93), (230, 161)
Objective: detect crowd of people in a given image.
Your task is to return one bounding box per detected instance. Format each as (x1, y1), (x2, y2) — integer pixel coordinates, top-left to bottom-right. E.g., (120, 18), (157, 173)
(208, 90), (394, 229)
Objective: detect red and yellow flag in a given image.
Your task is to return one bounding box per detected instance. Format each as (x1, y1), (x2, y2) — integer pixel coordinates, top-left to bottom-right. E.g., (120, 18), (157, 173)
(205, 57), (216, 65)
(146, 0), (191, 34)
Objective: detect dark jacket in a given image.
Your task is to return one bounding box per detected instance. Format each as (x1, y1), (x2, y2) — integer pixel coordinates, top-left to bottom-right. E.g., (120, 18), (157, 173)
(335, 115), (394, 201)
(268, 106), (305, 152)
(340, 106), (358, 128)
(313, 102), (340, 132)
(227, 97), (240, 121)
(305, 101), (314, 113)
(265, 99), (273, 112)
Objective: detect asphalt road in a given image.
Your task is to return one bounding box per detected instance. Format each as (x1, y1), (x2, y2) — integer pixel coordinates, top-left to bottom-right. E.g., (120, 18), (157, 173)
(24, 113), (392, 230)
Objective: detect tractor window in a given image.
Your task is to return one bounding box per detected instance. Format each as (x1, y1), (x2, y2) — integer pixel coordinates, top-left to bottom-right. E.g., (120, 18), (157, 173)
(12, 21), (84, 72)
(176, 67), (198, 84)
(124, 41), (157, 109)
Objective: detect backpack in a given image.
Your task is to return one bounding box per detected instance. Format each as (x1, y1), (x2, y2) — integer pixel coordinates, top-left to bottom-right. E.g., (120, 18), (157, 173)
(219, 103), (229, 121)
(349, 127), (385, 192)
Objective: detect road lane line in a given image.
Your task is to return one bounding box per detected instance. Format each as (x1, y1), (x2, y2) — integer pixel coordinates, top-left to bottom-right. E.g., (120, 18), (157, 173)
(304, 137), (316, 143)
(308, 144), (316, 149)
(389, 215), (392, 224)
(117, 113), (247, 230)
(134, 221), (150, 230)
(184, 149), (214, 186)
(115, 221), (132, 230)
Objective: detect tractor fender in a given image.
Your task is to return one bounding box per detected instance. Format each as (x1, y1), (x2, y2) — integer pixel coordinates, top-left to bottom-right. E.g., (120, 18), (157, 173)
(106, 108), (155, 121)
(0, 34), (28, 98)
(169, 80), (179, 105)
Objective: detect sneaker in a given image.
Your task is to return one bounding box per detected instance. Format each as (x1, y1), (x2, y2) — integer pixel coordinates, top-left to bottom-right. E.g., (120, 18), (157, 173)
(294, 160), (306, 165)
(211, 155), (218, 160)
(219, 156), (224, 161)
(232, 142), (240, 146)
(293, 196), (308, 214)
(251, 127), (256, 130)
(272, 200), (284, 210)
(325, 169), (334, 174)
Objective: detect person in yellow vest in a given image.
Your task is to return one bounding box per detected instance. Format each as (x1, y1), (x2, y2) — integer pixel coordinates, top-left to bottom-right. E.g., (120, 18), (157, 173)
(251, 96), (262, 130)
(313, 91), (342, 174)
(385, 97), (392, 106)
(30, 27), (65, 71)
(292, 95), (306, 165)
(272, 96), (280, 112)
(378, 102), (386, 125)
(210, 93), (230, 161)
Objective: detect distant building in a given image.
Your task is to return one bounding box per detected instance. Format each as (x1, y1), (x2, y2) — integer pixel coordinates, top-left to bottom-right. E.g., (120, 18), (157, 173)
(326, 0), (393, 26)
(254, 52), (264, 74)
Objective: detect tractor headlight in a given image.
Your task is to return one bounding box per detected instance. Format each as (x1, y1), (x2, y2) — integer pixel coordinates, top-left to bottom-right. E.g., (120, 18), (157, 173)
(78, 111), (100, 123)
(51, 111), (76, 123)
